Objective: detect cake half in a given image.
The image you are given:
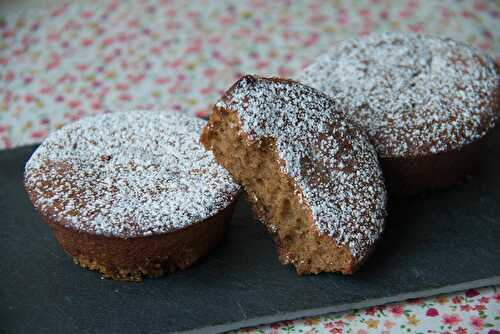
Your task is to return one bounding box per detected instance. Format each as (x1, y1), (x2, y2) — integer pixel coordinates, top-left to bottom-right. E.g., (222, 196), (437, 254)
(201, 75), (387, 274)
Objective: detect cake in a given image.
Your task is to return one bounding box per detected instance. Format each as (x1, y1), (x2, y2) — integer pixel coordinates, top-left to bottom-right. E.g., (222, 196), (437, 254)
(297, 32), (500, 195)
(201, 75), (387, 274)
(24, 111), (240, 281)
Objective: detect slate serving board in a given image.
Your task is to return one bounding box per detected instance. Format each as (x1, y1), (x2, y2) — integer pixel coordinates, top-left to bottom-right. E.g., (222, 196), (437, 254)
(1, 134), (500, 334)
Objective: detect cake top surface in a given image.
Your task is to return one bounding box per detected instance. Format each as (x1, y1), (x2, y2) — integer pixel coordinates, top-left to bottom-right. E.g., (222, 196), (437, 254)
(216, 75), (387, 260)
(24, 111), (240, 238)
(297, 32), (499, 158)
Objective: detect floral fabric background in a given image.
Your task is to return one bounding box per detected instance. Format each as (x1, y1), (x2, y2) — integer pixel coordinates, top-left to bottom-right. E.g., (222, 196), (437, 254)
(1, 0), (499, 332)
(236, 287), (500, 334)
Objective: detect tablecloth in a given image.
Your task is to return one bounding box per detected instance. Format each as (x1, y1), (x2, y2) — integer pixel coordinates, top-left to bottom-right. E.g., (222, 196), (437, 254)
(1, 0), (499, 333)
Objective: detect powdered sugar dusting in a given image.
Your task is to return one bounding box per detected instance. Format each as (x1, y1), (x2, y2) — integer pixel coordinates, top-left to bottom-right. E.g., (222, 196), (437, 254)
(298, 32), (499, 158)
(24, 111), (240, 238)
(216, 76), (386, 260)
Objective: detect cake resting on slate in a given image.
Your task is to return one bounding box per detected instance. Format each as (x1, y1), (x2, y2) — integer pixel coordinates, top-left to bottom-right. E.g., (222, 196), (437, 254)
(24, 111), (240, 281)
(201, 76), (387, 275)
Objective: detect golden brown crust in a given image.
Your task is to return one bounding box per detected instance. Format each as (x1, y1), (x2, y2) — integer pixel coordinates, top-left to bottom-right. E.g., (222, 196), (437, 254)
(380, 134), (489, 196)
(36, 200), (235, 281)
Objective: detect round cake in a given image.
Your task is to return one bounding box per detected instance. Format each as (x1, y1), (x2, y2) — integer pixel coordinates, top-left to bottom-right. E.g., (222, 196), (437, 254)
(298, 32), (499, 195)
(201, 75), (387, 274)
(24, 111), (240, 281)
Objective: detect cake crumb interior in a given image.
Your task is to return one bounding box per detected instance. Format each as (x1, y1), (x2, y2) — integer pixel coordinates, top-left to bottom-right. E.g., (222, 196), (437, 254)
(202, 110), (355, 275)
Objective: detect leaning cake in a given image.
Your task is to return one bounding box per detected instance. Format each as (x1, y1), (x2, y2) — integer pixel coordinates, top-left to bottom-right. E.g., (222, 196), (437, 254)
(24, 111), (240, 281)
(298, 32), (499, 195)
(201, 76), (387, 274)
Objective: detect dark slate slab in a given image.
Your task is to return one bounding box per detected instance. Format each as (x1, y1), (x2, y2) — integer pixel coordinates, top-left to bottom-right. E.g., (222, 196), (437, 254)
(1, 133), (500, 334)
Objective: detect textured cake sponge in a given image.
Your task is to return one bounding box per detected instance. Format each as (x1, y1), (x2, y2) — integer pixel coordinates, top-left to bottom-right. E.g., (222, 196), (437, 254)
(201, 76), (387, 274)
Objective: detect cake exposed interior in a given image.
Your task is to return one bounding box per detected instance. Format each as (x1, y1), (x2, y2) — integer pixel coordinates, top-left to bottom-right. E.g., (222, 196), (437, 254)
(201, 109), (356, 275)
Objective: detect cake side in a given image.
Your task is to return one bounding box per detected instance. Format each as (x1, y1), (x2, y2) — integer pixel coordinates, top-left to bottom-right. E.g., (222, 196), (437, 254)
(380, 132), (491, 195)
(36, 201), (234, 281)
